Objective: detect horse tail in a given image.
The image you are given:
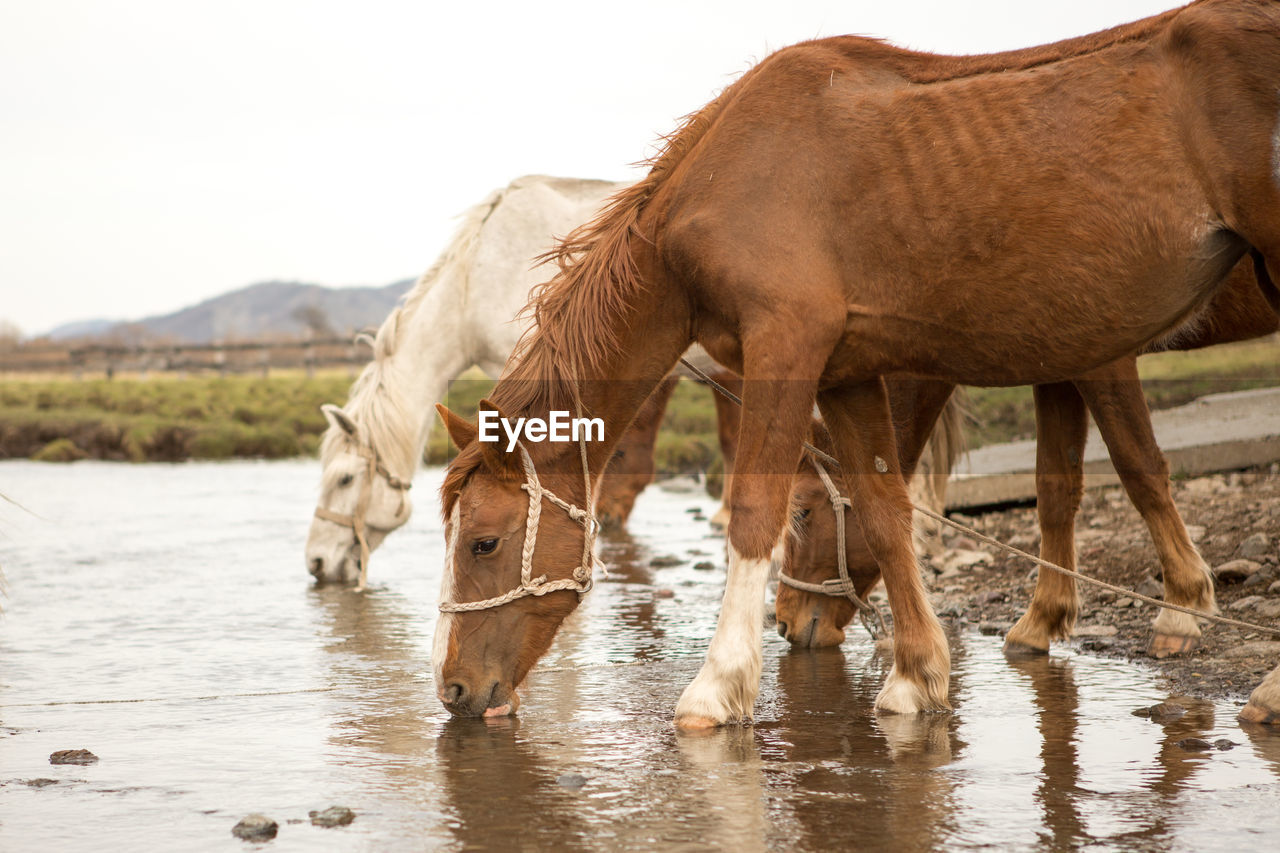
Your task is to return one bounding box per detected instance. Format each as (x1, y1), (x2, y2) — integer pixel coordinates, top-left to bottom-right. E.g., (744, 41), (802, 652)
(911, 389), (968, 555)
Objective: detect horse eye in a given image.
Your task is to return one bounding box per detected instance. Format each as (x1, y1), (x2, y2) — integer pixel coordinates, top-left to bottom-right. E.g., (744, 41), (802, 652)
(793, 508), (811, 522)
(471, 538), (499, 556)
(338, 474), (354, 487)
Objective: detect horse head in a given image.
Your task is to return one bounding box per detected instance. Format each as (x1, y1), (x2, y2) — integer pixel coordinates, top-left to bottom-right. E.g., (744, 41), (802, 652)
(305, 403), (414, 586)
(774, 454), (883, 649)
(433, 401), (596, 717)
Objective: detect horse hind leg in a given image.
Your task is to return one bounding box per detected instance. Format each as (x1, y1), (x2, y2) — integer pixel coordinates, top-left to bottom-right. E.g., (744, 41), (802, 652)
(1075, 361), (1216, 658)
(674, 338), (832, 730)
(818, 379), (951, 714)
(1005, 382), (1088, 656)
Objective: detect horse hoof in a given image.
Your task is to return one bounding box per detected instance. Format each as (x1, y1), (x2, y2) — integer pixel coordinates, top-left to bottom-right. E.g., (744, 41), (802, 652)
(1149, 633), (1199, 659)
(1003, 638), (1050, 658)
(1238, 700), (1280, 726)
(675, 714), (722, 732)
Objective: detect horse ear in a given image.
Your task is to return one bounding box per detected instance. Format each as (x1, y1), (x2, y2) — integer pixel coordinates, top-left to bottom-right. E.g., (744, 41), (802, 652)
(435, 404), (478, 450)
(476, 397), (524, 479)
(321, 404), (359, 438)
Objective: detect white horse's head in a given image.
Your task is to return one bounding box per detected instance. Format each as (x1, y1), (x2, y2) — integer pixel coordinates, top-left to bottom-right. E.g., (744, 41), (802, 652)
(306, 403), (414, 586)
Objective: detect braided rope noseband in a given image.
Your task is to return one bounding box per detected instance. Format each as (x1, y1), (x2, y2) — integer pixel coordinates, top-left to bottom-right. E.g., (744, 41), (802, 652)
(313, 443), (412, 592)
(438, 429), (600, 613)
(777, 455), (890, 640)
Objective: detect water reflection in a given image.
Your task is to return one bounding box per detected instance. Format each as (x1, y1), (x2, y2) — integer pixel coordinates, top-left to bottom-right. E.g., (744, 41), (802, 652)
(771, 645), (963, 851)
(436, 718), (593, 851)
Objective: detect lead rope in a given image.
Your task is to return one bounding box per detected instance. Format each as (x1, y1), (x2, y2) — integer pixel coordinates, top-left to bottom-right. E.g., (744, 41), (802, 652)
(675, 357), (1280, 640)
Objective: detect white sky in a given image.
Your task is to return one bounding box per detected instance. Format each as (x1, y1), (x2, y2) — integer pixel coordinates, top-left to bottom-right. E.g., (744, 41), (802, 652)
(1, 0), (1177, 336)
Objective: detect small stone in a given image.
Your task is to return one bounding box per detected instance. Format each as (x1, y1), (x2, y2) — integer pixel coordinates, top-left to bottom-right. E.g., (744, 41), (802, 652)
(1215, 739), (1238, 751)
(309, 806), (355, 828)
(1185, 525), (1207, 543)
(232, 814), (278, 842)
(648, 555), (682, 568)
(978, 621), (1012, 636)
(1254, 599), (1280, 619)
(1269, 580), (1280, 595)
(49, 749), (97, 766)
(1238, 532), (1272, 560)
(1132, 702), (1186, 722)
(654, 588), (676, 599)
(692, 561), (716, 571)
(1220, 641), (1280, 660)
(1115, 597), (1135, 608)
(1074, 624), (1119, 638)
(1135, 576), (1164, 600)
(1229, 596), (1265, 612)
(556, 773), (588, 789)
(1176, 737), (1214, 752)
(981, 589), (1008, 604)
(1213, 559), (1262, 583)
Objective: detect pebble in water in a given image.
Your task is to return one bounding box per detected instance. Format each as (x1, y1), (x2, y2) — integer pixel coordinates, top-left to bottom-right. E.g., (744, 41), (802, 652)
(309, 806), (356, 828)
(49, 749), (97, 766)
(1132, 702), (1187, 723)
(556, 773), (588, 790)
(232, 814), (278, 842)
(1176, 737), (1214, 752)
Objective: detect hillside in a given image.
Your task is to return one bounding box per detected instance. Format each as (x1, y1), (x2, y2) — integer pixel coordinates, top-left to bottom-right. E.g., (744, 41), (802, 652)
(45, 279), (415, 343)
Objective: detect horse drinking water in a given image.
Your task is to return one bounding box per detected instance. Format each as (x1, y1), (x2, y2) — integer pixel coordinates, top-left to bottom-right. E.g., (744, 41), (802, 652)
(435, 1), (1280, 727)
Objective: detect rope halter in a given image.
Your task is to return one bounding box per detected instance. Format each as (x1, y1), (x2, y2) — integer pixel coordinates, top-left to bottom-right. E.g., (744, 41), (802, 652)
(777, 455), (890, 641)
(313, 443), (412, 592)
(438, 429), (600, 613)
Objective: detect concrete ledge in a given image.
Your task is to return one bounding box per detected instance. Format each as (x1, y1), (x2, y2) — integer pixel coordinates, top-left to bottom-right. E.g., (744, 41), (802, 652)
(947, 386), (1280, 510)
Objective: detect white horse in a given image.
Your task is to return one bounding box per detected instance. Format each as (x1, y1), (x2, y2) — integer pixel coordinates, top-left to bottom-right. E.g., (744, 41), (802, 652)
(306, 175), (629, 586)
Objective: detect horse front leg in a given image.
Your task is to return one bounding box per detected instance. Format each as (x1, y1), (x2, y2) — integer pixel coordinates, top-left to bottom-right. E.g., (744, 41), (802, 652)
(673, 347), (827, 730)
(818, 379), (951, 714)
(1074, 359), (1216, 658)
(1240, 663), (1280, 725)
(1004, 381), (1088, 655)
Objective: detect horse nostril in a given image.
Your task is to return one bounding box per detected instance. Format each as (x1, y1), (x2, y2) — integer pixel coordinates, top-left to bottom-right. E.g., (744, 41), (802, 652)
(777, 620), (789, 639)
(443, 682), (466, 705)
(309, 558), (324, 578)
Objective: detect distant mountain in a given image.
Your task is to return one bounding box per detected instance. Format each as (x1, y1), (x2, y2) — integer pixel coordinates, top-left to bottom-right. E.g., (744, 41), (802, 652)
(47, 279), (416, 344)
(45, 318), (120, 341)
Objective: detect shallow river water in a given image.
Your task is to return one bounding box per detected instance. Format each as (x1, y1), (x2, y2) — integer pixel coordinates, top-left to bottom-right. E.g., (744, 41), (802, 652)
(1, 459), (1278, 851)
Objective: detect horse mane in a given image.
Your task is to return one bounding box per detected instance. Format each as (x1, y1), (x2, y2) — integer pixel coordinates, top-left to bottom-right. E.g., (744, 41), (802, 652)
(440, 79), (760, 517)
(325, 189), (510, 480)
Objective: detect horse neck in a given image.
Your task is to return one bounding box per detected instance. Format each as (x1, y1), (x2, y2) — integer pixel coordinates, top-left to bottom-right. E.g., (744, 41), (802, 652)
(508, 273), (692, 502)
(384, 272), (487, 463)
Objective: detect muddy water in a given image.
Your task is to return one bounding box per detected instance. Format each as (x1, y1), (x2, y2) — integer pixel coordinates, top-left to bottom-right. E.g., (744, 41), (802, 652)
(1, 459), (1278, 851)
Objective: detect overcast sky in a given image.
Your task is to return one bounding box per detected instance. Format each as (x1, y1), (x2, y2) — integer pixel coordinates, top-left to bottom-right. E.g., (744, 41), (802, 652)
(2, 0), (1177, 337)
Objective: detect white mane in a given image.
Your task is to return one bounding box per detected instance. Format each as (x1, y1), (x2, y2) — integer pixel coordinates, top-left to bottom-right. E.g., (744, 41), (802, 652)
(319, 188), (508, 477)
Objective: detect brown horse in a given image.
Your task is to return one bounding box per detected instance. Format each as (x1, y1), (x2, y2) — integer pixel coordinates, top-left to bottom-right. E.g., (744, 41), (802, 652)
(435, 1), (1280, 726)
(775, 258), (1278, 655)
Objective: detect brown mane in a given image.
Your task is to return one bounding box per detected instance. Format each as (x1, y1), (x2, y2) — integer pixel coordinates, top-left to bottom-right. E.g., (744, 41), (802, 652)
(439, 73), (764, 518)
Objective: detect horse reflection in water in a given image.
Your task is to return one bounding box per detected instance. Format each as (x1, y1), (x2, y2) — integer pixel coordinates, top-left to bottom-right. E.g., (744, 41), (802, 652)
(772, 644), (963, 849)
